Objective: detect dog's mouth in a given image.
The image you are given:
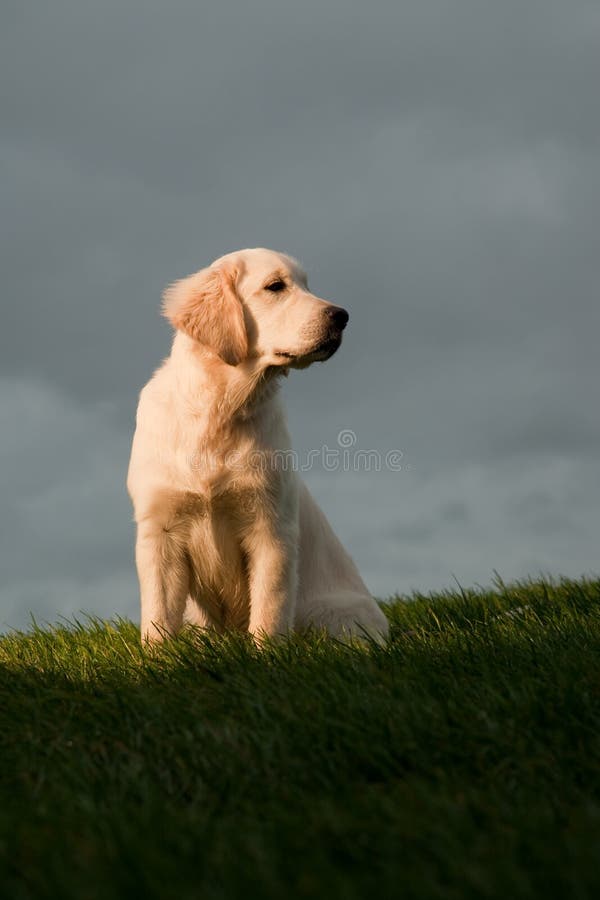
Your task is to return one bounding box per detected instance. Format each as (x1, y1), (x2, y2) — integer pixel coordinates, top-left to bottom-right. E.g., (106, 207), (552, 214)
(274, 334), (342, 364)
(311, 336), (342, 359)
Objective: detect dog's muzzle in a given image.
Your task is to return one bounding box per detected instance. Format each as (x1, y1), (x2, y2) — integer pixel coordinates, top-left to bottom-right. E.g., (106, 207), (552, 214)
(274, 305), (349, 363)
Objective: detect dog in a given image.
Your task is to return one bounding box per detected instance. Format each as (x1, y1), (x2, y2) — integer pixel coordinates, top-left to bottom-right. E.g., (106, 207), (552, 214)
(127, 248), (389, 645)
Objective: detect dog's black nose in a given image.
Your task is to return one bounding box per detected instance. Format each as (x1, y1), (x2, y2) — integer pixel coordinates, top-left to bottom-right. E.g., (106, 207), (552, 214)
(325, 306), (349, 330)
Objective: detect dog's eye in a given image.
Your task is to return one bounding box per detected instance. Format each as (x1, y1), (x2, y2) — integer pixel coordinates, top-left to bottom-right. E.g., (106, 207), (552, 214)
(265, 280), (286, 293)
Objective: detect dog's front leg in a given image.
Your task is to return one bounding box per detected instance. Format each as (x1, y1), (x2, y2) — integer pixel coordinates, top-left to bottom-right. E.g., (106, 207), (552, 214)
(135, 522), (190, 645)
(244, 515), (299, 642)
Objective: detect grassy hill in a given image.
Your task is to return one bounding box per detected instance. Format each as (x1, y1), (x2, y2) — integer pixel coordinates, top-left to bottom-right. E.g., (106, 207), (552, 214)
(1, 575), (599, 899)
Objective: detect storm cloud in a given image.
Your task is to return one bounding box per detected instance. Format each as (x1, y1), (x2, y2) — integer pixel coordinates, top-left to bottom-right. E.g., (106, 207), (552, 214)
(2, 0), (599, 629)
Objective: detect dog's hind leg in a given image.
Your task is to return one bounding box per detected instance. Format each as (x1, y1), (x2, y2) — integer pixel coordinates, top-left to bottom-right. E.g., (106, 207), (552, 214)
(299, 591), (389, 645)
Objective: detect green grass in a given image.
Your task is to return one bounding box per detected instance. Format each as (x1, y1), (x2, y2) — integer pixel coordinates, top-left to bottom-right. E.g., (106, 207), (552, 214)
(1, 575), (600, 900)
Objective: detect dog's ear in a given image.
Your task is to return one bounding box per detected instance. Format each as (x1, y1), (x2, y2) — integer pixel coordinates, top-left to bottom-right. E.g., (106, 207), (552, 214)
(162, 261), (248, 365)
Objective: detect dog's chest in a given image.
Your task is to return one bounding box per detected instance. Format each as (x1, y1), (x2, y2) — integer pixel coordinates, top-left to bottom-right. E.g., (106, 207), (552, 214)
(179, 478), (266, 623)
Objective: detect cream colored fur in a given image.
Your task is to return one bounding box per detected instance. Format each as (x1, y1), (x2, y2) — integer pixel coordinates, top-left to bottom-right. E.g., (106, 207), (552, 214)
(127, 248), (389, 645)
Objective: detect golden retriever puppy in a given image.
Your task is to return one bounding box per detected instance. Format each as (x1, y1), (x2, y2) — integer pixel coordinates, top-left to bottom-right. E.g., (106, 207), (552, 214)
(127, 248), (389, 645)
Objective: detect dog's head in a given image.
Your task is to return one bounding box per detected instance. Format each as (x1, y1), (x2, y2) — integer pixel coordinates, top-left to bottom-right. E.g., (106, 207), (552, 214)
(162, 248), (348, 368)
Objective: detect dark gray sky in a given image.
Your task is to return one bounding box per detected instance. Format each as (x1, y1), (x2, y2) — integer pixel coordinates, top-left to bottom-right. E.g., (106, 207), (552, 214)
(2, 0), (599, 630)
